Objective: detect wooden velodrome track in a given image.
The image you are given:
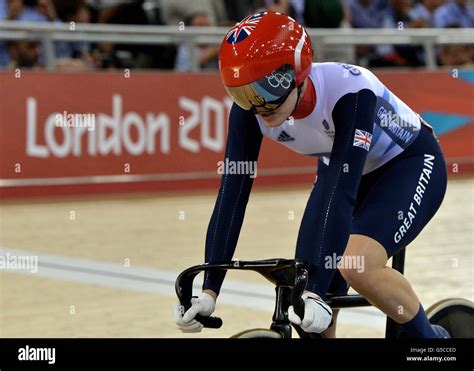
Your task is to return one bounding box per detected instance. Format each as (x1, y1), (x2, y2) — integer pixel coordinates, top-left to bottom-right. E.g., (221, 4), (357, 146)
(0, 177), (472, 338)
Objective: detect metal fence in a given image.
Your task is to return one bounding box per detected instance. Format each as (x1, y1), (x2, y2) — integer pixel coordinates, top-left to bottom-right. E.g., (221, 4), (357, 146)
(0, 20), (473, 70)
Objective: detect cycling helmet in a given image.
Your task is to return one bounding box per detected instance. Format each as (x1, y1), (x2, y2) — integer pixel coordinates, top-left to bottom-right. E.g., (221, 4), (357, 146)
(219, 11), (313, 114)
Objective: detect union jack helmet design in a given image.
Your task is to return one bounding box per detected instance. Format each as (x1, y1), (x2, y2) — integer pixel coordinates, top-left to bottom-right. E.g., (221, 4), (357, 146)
(225, 12), (264, 44)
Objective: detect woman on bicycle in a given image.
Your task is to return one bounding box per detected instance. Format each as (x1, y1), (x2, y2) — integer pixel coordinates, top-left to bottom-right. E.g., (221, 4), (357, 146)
(174, 11), (449, 338)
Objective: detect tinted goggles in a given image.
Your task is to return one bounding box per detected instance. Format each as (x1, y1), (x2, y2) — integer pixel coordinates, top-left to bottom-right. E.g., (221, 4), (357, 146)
(224, 64), (296, 115)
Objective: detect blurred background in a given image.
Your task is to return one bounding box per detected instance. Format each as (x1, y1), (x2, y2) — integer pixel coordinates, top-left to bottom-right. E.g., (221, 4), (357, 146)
(0, 0), (473, 338)
(0, 0), (473, 70)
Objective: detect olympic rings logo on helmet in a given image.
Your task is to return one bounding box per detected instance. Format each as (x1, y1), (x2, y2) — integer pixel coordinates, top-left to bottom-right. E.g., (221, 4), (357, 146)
(266, 72), (293, 89)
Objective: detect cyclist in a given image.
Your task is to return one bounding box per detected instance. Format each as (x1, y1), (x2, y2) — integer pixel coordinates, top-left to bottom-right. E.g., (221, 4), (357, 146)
(174, 11), (449, 338)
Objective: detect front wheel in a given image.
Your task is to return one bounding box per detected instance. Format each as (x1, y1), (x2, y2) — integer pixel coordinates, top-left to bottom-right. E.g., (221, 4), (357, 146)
(426, 298), (474, 338)
(231, 328), (282, 338)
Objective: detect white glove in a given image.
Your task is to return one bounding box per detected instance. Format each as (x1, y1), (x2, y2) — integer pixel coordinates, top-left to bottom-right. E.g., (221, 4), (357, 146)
(288, 292), (333, 333)
(173, 292), (216, 333)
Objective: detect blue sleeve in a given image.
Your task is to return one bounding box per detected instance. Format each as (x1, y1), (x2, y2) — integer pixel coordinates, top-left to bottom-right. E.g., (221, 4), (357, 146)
(295, 89), (377, 299)
(202, 103), (263, 295)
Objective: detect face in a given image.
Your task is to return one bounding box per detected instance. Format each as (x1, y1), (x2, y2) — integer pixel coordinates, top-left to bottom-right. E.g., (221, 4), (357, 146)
(191, 14), (212, 27)
(259, 85), (299, 128)
(423, 0), (444, 11)
(9, 41), (40, 68)
(358, 0), (372, 7)
(75, 6), (91, 23)
(390, 0), (412, 13)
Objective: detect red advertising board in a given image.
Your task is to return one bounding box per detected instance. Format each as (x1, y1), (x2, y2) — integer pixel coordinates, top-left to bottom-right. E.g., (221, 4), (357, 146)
(0, 70), (473, 198)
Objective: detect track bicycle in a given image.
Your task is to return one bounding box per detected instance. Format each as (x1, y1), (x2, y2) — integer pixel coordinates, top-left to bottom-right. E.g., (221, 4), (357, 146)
(175, 249), (474, 338)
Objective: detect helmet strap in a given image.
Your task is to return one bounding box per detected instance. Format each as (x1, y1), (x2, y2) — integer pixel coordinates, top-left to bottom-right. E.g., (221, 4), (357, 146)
(288, 83), (303, 119)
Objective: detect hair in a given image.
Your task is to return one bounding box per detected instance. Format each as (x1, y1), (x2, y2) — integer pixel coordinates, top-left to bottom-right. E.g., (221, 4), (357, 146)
(183, 12), (210, 26)
(5, 40), (38, 49)
(52, 0), (87, 22)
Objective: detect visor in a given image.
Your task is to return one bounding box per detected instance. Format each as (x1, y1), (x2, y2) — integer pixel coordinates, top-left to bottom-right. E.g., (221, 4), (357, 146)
(225, 64), (296, 114)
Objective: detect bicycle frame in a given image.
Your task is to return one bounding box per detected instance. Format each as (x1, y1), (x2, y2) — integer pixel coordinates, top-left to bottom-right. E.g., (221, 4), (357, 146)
(175, 259), (308, 331)
(175, 250), (406, 338)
